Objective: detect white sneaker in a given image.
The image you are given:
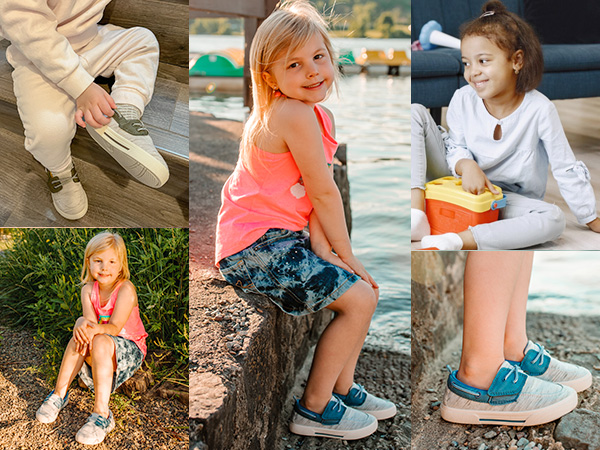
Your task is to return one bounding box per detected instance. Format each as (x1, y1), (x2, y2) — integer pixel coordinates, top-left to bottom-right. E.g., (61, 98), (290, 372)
(289, 396), (377, 440)
(75, 411), (115, 445)
(46, 164), (88, 220)
(334, 383), (397, 420)
(86, 104), (169, 188)
(36, 390), (69, 424)
(510, 340), (592, 392)
(441, 361), (577, 426)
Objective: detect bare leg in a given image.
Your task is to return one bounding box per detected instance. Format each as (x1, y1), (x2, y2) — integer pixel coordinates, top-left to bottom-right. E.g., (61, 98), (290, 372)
(88, 334), (117, 418)
(333, 288), (379, 395)
(54, 337), (87, 398)
(458, 230), (478, 250)
(457, 252), (528, 390)
(503, 252), (534, 361)
(301, 280), (377, 413)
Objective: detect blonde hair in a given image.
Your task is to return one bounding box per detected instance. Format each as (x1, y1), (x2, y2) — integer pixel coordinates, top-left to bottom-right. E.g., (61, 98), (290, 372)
(240, 0), (339, 164)
(80, 232), (130, 284)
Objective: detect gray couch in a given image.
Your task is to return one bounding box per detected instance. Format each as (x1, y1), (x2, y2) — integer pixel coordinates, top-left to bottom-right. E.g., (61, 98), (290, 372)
(412, 0), (600, 120)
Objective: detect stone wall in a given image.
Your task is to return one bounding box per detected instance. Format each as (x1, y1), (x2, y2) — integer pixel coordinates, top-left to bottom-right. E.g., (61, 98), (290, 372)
(411, 251), (467, 388)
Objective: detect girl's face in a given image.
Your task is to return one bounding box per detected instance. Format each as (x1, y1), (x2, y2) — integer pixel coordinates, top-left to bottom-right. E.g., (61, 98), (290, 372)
(89, 247), (121, 287)
(263, 33), (335, 106)
(461, 35), (522, 103)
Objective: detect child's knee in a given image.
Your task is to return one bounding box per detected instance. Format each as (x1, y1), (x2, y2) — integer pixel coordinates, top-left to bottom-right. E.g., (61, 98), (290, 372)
(411, 103), (429, 128)
(131, 26), (159, 51)
(344, 280), (378, 317)
(91, 334), (114, 356)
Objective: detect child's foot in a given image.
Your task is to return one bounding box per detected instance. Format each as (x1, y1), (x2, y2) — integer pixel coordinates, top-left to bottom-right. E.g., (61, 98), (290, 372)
(75, 411), (115, 445)
(289, 396), (377, 440)
(411, 208), (431, 241)
(46, 163), (88, 220)
(333, 383), (397, 420)
(86, 104), (169, 188)
(441, 361), (577, 426)
(36, 390), (69, 423)
(509, 340), (592, 392)
(421, 232), (463, 250)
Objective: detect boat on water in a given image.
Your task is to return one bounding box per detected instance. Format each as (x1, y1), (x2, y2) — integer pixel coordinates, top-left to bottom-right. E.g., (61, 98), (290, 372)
(189, 47), (410, 94)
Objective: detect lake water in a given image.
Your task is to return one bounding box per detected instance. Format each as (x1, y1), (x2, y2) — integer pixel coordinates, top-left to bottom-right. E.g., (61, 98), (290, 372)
(528, 252), (600, 316)
(190, 36), (411, 354)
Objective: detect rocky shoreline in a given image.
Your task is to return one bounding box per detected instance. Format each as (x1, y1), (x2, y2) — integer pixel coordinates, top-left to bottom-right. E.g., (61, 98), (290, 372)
(412, 312), (600, 450)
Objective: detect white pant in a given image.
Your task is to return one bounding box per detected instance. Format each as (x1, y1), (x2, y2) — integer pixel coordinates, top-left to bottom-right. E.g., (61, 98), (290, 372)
(411, 103), (566, 249)
(11, 24), (159, 172)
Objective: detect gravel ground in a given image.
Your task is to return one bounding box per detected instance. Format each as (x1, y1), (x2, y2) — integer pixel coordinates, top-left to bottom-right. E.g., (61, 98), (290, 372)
(0, 326), (188, 450)
(276, 344), (411, 450)
(412, 312), (600, 450)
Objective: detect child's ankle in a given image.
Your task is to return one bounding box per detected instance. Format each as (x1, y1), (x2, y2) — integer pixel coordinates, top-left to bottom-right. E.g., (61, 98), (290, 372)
(456, 360), (504, 391)
(299, 395), (327, 415)
(504, 337), (528, 362)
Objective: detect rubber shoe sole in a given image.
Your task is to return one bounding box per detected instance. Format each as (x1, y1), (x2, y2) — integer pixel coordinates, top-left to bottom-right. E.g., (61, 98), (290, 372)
(440, 387), (577, 426)
(86, 124), (169, 188)
(289, 412), (378, 440)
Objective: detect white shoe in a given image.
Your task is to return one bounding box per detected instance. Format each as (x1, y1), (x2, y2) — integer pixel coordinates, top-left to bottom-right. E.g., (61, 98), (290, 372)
(46, 164), (88, 220)
(411, 208), (431, 241)
(36, 390), (69, 424)
(441, 361), (577, 426)
(334, 383), (397, 420)
(86, 104), (169, 188)
(75, 411), (115, 445)
(510, 340), (592, 392)
(289, 396), (377, 440)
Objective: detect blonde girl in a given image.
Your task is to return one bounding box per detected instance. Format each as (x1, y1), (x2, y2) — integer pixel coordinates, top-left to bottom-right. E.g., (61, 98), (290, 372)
(215, 0), (396, 440)
(36, 232), (147, 446)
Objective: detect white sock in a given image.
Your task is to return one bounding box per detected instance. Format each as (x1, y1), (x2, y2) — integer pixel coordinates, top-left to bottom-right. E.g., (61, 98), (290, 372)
(421, 233), (463, 250)
(411, 208), (431, 241)
(116, 103), (142, 120)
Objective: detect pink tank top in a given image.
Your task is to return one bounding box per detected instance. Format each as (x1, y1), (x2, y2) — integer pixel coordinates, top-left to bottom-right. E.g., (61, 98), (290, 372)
(91, 281), (148, 357)
(215, 104), (338, 264)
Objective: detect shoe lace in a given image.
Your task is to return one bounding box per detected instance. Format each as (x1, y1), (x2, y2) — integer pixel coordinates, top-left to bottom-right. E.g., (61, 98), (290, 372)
(330, 396), (344, 414)
(503, 364), (524, 384)
(531, 343), (546, 366)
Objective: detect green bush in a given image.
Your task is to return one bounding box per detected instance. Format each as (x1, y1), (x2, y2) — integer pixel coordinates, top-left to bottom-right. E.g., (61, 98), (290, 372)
(0, 228), (188, 383)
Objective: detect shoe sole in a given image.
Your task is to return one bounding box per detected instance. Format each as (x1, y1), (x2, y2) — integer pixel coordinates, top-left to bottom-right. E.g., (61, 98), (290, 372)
(86, 124), (169, 188)
(75, 420), (115, 445)
(557, 371), (592, 392)
(440, 390), (577, 426)
(360, 404), (397, 420)
(289, 418), (377, 440)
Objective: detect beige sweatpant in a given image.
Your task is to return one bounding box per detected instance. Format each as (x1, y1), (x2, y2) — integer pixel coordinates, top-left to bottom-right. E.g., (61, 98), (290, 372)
(11, 24), (159, 173)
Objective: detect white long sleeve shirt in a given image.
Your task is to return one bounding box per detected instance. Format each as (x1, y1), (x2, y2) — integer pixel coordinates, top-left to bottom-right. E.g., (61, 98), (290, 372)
(0, 0), (111, 100)
(445, 85), (597, 225)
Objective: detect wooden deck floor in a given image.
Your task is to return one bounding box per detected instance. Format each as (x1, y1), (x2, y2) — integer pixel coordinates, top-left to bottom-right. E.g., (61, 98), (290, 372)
(0, 42), (189, 227)
(411, 97), (600, 250)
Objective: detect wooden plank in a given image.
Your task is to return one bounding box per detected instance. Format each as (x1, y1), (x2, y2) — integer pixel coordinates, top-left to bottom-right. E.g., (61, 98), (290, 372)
(190, 0), (267, 18)
(101, 0), (188, 69)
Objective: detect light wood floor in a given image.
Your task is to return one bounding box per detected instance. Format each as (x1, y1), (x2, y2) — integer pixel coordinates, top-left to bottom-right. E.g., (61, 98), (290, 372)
(0, 42), (189, 227)
(412, 97), (600, 250)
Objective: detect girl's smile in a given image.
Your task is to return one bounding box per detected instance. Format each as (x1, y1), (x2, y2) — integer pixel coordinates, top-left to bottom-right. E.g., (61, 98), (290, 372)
(263, 33), (334, 106)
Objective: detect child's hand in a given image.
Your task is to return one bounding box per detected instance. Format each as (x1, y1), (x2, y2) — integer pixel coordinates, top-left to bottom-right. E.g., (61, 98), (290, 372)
(340, 254), (379, 289)
(457, 159), (499, 195)
(73, 317), (95, 352)
(587, 217), (600, 233)
(312, 245), (354, 273)
(75, 83), (116, 129)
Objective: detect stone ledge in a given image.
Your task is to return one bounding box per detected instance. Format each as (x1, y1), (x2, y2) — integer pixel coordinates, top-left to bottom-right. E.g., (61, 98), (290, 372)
(189, 276), (331, 450)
